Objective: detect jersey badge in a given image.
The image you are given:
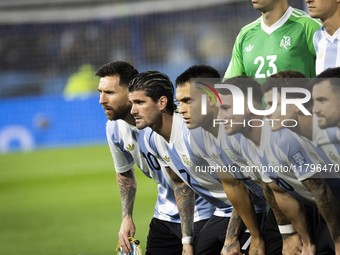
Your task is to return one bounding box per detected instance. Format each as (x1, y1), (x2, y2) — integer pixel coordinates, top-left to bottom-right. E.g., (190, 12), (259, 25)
(318, 51), (324, 59)
(245, 44), (254, 52)
(181, 154), (191, 166)
(279, 36), (292, 50)
(211, 153), (219, 159)
(271, 161), (278, 170)
(225, 148), (238, 161)
(328, 151), (340, 164)
(126, 144), (135, 152)
(163, 155), (171, 163)
(290, 149), (308, 167)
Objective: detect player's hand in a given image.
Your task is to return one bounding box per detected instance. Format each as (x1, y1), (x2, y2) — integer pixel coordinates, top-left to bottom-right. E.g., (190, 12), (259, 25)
(182, 243), (194, 255)
(221, 236), (241, 255)
(282, 233), (303, 255)
(249, 236), (265, 255)
(301, 241), (316, 255)
(119, 216), (136, 254)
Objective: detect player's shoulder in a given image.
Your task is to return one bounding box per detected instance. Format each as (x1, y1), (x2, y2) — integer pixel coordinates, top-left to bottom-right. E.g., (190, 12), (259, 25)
(106, 119), (126, 129)
(143, 126), (161, 154)
(325, 127), (340, 143)
(106, 119), (140, 142)
(237, 17), (262, 38)
(106, 120), (120, 140)
(272, 128), (311, 155)
(270, 128), (295, 147)
(313, 26), (324, 41)
(288, 7), (322, 28)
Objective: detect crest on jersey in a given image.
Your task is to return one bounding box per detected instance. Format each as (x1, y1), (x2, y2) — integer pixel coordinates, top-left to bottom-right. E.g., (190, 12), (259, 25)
(271, 161), (278, 169)
(211, 153), (219, 159)
(290, 149), (308, 167)
(126, 144), (135, 152)
(181, 154), (190, 166)
(328, 151), (340, 164)
(225, 148), (238, 161)
(318, 51), (324, 59)
(279, 36), (292, 50)
(163, 155), (171, 162)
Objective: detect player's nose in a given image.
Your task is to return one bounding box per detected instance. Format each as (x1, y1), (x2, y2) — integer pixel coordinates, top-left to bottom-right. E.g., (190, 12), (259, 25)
(130, 103), (138, 115)
(312, 103), (320, 114)
(178, 103), (186, 114)
(99, 93), (107, 105)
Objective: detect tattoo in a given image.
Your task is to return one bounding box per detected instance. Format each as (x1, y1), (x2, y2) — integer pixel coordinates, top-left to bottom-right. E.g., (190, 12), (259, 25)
(223, 241), (237, 253)
(165, 167), (181, 181)
(303, 178), (340, 242)
(117, 170), (137, 218)
(165, 167), (194, 237)
(263, 183), (290, 225)
(302, 179), (330, 209)
(226, 210), (243, 239)
(223, 210), (243, 254)
(175, 183), (195, 237)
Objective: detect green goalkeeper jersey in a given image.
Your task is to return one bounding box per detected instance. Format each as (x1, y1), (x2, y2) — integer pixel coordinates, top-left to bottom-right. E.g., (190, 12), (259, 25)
(224, 7), (321, 81)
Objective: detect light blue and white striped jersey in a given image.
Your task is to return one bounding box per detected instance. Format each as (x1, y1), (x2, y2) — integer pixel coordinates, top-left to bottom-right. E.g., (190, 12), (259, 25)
(314, 26), (340, 75)
(310, 116), (340, 198)
(106, 119), (215, 223)
(263, 127), (318, 206)
(189, 125), (268, 214)
(312, 115), (340, 167)
(145, 113), (233, 217)
(230, 121), (317, 206)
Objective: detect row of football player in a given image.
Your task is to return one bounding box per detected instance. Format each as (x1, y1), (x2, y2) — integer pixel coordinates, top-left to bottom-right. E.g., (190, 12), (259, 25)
(98, 61), (340, 255)
(102, 0), (340, 254)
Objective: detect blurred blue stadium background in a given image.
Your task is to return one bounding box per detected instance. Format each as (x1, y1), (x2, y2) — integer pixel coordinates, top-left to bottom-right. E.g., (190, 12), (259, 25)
(0, 0), (306, 153)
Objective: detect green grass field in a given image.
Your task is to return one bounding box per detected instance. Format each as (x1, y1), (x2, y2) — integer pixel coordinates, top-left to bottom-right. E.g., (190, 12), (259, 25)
(0, 145), (158, 255)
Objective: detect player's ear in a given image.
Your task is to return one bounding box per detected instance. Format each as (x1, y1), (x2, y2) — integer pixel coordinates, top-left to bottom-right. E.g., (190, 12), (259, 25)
(207, 95), (215, 107)
(158, 96), (168, 111)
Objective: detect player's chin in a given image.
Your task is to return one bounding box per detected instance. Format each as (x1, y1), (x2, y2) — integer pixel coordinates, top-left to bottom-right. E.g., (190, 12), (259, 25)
(308, 10), (318, 19)
(318, 122), (330, 130)
(136, 122), (147, 130)
(106, 113), (115, 121)
(270, 125), (283, 132)
(317, 119), (328, 129)
(224, 127), (234, 136)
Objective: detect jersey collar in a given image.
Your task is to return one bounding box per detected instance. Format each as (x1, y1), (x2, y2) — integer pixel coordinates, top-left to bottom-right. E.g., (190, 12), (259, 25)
(261, 6), (293, 35)
(322, 26), (340, 43)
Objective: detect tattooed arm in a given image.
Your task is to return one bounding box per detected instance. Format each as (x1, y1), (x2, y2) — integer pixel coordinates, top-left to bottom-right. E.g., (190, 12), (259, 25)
(302, 177), (340, 254)
(222, 209), (244, 255)
(265, 181), (313, 255)
(219, 176), (264, 255)
(166, 166), (195, 255)
(117, 169), (137, 254)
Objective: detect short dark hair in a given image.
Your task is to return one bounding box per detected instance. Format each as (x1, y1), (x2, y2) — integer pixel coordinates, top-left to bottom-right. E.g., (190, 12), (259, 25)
(310, 67), (340, 91)
(129, 71), (177, 113)
(175, 65), (221, 87)
(95, 61), (139, 87)
(262, 70), (313, 108)
(262, 70), (309, 93)
(218, 75), (263, 104)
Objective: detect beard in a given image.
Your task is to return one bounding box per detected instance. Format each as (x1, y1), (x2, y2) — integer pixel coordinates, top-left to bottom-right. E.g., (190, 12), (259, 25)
(134, 111), (162, 130)
(104, 104), (131, 121)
